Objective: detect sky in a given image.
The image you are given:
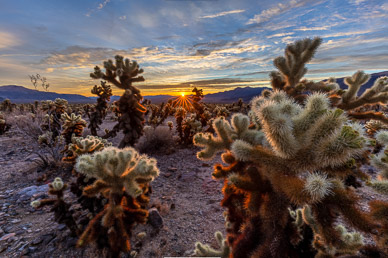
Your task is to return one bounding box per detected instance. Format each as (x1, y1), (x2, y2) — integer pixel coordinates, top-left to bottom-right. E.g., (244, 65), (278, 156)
(0, 0), (387, 96)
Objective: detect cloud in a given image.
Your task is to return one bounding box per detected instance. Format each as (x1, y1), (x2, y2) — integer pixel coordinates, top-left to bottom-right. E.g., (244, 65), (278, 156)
(349, 0), (366, 5)
(98, 0), (110, 10)
(266, 32), (294, 38)
(119, 16), (126, 20)
(0, 31), (20, 49)
(85, 0), (111, 17)
(247, 0), (314, 25)
(200, 9), (245, 19)
(294, 26), (330, 31)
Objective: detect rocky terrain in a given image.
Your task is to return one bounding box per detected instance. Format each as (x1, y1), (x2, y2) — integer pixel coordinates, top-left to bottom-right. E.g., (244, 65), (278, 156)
(0, 125), (227, 258)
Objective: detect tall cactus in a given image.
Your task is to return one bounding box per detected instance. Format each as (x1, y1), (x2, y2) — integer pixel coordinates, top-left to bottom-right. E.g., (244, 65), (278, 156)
(89, 81), (112, 136)
(90, 55), (146, 148)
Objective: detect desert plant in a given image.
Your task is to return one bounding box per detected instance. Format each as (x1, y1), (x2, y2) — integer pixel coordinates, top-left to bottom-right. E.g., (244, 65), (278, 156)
(61, 113), (87, 145)
(193, 91), (386, 257)
(0, 112), (11, 135)
(89, 81), (112, 136)
(271, 37), (388, 124)
(29, 73), (50, 91)
(75, 147), (159, 257)
(31, 177), (79, 236)
(136, 125), (174, 153)
(90, 55), (146, 148)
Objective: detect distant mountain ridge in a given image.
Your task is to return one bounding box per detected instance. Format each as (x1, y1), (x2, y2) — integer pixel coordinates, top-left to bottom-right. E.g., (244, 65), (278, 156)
(0, 85), (92, 103)
(1, 71), (387, 104)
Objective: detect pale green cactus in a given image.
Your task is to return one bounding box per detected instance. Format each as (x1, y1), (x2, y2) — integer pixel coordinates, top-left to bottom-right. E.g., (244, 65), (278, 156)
(194, 231), (230, 258)
(75, 147), (159, 197)
(61, 113), (87, 128)
(64, 135), (111, 162)
(299, 205), (364, 256)
(194, 113), (265, 160)
(369, 130), (388, 194)
(231, 92), (366, 171)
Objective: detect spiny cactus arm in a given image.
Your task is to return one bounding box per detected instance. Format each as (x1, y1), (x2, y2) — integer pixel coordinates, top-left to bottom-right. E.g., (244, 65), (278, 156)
(231, 140), (280, 166)
(334, 225), (364, 254)
(194, 116), (236, 160)
(255, 100), (299, 158)
(273, 37), (322, 88)
(342, 71), (370, 103)
(122, 156), (159, 198)
(313, 123), (367, 168)
(369, 130), (388, 194)
(194, 231), (230, 258)
(291, 93), (330, 139)
(83, 180), (110, 197)
(91, 55), (144, 90)
(339, 76), (388, 111)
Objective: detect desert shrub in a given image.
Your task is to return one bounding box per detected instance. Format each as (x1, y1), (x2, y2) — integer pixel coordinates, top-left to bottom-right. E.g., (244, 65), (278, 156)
(136, 125), (174, 153)
(8, 111), (65, 166)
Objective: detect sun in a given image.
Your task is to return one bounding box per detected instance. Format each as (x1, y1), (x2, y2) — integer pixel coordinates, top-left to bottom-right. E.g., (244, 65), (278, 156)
(181, 93), (185, 97)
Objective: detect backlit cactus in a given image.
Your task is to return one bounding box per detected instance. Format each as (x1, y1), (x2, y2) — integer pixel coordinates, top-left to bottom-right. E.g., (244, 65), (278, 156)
(193, 92), (382, 257)
(90, 55), (146, 148)
(89, 81), (112, 136)
(74, 147), (159, 256)
(63, 135), (111, 162)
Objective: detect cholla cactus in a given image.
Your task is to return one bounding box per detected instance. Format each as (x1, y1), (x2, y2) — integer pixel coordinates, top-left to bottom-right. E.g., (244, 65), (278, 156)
(270, 37), (323, 102)
(193, 91), (382, 257)
(335, 73), (388, 124)
(0, 112), (10, 135)
(75, 147), (159, 255)
(180, 114), (202, 145)
(194, 231), (230, 258)
(214, 106), (230, 117)
(167, 121), (173, 131)
(175, 107), (187, 141)
(30, 177), (79, 236)
(63, 135), (111, 162)
(61, 113), (87, 145)
(365, 120), (388, 136)
(89, 81), (112, 136)
(90, 55), (146, 148)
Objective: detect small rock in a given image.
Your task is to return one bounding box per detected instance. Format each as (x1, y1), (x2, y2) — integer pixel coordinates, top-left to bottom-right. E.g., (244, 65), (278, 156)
(31, 238), (43, 245)
(0, 233), (15, 241)
(201, 163), (210, 167)
(168, 167), (177, 172)
(163, 173), (172, 178)
(148, 208), (163, 229)
(57, 224), (66, 231)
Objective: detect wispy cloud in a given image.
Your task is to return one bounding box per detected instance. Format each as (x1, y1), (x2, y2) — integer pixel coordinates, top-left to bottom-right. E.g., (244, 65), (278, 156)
(85, 0), (111, 17)
(0, 31), (20, 49)
(294, 26), (330, 31)
(246, 0), (314, 25)
(200, 9), (245, 19)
